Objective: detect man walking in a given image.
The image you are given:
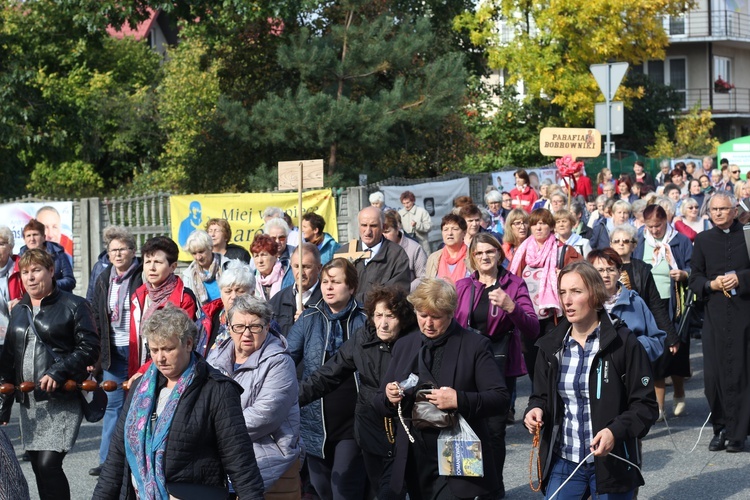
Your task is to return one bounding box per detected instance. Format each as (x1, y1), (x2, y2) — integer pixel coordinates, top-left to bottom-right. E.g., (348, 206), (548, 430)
(689, 192), (750, 452)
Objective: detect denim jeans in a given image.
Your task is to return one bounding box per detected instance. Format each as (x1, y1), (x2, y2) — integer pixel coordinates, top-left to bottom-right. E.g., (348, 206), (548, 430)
(545, 455), (634, 500)
(98, 346), (129, 465)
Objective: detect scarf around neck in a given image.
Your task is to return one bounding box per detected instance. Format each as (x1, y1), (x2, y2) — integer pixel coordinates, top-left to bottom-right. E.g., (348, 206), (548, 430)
(109, 259), (140, 327)
(437, 244), (468, 284)
(190, 253), (222, 304)
(142, 274), (179, 326)
(644, 224), (678, 270)
(255, 260), (284, 300)
(125, 353), (197, 500)
(510, 234), (562, 317)
(322, 298), (357, 356)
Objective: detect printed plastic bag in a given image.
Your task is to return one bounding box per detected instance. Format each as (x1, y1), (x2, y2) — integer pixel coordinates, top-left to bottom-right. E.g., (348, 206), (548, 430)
(437, 414), (483, 477)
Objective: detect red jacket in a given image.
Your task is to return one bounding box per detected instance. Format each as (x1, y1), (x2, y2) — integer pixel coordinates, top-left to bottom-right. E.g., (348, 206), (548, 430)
(510, 186), (538, 213)
(574, 175), (593, 199)
(8, 255), (24, 300)
(128, 277), (197, 377)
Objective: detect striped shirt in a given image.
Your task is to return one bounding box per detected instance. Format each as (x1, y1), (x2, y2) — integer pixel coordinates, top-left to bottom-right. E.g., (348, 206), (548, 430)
(557, 325), (600, 464)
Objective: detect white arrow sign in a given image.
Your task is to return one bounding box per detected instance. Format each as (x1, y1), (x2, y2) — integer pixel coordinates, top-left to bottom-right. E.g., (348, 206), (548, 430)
(590, 63), (629, 101)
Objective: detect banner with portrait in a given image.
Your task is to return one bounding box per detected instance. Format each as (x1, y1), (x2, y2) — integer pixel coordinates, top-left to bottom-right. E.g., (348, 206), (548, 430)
(0, 201), (74, 261)
(170, 190), (338, 261)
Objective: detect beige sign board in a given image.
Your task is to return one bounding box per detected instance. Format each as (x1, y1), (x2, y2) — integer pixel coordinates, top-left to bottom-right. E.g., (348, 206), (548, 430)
(278, 159), (325, 190)
(539, 128), (602, 158)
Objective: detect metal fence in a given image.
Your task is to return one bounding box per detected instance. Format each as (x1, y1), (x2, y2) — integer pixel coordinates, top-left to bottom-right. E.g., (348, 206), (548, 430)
(0, 170), (532, 293)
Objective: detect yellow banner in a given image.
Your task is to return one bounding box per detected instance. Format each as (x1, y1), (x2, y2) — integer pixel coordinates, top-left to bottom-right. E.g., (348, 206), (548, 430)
(170, 190), (338, 261)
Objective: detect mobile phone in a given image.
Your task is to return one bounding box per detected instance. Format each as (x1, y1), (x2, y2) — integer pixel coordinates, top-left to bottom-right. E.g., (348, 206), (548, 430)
(727, 270), (737, 296)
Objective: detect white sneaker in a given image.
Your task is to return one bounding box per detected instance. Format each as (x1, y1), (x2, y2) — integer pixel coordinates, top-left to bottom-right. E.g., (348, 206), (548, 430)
(656, 408), (665, 422)
(674, 397), (686, 416)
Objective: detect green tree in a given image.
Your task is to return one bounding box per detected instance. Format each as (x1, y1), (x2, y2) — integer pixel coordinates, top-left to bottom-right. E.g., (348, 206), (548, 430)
(250, 0), (468, 178)
(647, 105), (720, 158)
(461, 79), (562, 171)
(619, 72), (682, 154)
(455, 0), (692, 125)
(0, 0), (163, 197)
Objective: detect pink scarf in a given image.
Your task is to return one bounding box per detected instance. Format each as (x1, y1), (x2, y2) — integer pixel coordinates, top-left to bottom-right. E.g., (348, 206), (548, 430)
(142, 274), (179, 326)
(255, 260), (284, 300)
(437, 245), (468, 284)
(509, 234), (562, 318)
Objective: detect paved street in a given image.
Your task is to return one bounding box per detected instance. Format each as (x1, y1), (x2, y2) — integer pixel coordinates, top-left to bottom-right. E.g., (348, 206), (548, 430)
(5, 338), (750, 499)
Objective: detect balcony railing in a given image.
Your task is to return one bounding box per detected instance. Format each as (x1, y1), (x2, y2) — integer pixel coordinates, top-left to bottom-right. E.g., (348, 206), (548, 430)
(680, 87), (750, 114)
(666, 9), (750, 40)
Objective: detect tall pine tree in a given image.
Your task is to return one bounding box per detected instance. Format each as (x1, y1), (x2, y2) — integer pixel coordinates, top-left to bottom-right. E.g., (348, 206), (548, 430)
(251, 0), (467, 177)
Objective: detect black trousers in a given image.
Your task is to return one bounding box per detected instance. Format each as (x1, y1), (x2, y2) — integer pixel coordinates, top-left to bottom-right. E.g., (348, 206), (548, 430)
(28, 450), (69, 500)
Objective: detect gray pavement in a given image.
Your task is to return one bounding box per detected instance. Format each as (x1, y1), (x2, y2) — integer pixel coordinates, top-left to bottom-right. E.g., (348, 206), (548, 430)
(6, 338), (750, 499)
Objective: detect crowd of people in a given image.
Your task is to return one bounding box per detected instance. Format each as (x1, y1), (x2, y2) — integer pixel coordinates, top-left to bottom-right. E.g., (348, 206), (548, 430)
(0, 158), (748, 499)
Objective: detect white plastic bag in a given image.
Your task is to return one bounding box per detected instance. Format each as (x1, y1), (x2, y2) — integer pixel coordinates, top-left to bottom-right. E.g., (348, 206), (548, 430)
(437, 414), (483, 477)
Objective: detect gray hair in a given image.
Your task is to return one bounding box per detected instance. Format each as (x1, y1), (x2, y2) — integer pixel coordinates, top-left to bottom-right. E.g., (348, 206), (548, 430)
(291, 242), (321, 266)
(610, 224), (637, 240)
(142, 304), (197, 347)
(103, 225), (135, 251)
(709, 191), (737, 208)
(185, 230), (213, 254)
(631, 199), (648, 217)
(0, 226), (15, 248)
(264, 217), (290, 236)
(660, 159), (671, 170)
(655, 197), (675, 219)
(612, 200), (632, 214)
(596, 194), (609, 205)
(479, 207), (492, 226)
(218, 260), (255, 290)
(227, 294), (272, 325)
(263, 207), (285, 219)
(570, 201), (585, 218)
(484, 189), (502, 204)
(369, 191), (385, 204)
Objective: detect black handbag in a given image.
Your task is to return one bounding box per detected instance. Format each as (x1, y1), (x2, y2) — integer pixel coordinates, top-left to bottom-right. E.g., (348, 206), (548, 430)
(411, 385), (457, 430)
(26, 309), (107, 423)
(166, 482), (229, 500)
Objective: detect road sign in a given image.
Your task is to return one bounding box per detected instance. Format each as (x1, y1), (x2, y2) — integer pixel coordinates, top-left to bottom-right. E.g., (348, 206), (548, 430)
(595, 102), (624, 135)
(591, 63), (629, 101)
(604, 142), (616, 154)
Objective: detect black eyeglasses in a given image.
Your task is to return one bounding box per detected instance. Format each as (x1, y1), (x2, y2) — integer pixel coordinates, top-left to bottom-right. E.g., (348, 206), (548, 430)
(229, 323), (265, 335)
(610, 239), (635, 245)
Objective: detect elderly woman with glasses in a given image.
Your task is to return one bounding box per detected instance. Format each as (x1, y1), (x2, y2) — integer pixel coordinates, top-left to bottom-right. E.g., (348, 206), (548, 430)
(586, 248), (665, 363)
(207, 296), (301, 498)
(454, 233), (538, 498)
(674, 198), (710, 242)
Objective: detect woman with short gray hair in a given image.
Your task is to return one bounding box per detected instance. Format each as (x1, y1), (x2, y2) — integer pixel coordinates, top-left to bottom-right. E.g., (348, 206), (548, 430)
(197, 261), (255, 357)
(182, 230), (228, 306)
(208, 295), (302, 497)
(94, 305), (265, 499)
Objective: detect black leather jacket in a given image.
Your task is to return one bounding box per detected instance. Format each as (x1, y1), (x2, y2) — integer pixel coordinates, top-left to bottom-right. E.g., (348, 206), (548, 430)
(0, 286), (99, 421)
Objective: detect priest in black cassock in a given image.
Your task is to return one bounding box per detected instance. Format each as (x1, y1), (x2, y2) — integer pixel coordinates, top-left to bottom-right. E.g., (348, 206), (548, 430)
(689, 192), (750, 453)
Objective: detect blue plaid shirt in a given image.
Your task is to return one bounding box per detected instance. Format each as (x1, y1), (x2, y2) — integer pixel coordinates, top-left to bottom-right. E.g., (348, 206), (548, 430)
(556, 325), (600, 464)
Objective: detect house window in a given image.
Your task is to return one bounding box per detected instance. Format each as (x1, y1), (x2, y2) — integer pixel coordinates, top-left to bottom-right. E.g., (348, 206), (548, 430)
(665, 14), (686, 36)
(714, 56), (732, 85)
(642, 58), (687, 109)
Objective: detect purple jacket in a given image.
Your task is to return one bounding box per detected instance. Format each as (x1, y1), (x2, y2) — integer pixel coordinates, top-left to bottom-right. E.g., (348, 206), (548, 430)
(455, 268), (540, 377)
